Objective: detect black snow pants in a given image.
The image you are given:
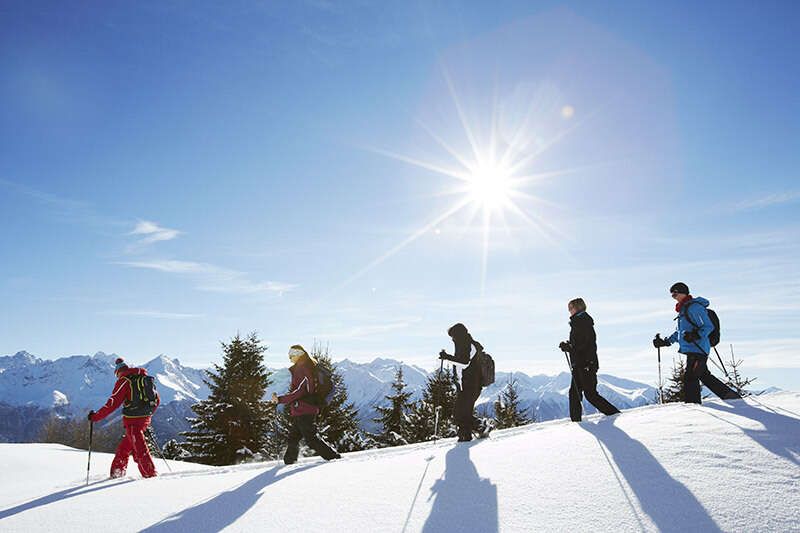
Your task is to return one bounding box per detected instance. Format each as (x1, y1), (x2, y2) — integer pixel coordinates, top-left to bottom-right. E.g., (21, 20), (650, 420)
(569, 366), (621, 422)
(283, 414), (340, 464)
(684, 353), (740, 404)
(454, 386), (482, 440)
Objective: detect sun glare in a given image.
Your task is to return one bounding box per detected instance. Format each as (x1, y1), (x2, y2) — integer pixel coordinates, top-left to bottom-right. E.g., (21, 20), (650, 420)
(467, 163), (513, 210)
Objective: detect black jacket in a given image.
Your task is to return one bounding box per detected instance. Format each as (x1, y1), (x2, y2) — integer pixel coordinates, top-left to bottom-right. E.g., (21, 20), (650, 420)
(441, 338), (484, 391)
(569, 311), (598, 370)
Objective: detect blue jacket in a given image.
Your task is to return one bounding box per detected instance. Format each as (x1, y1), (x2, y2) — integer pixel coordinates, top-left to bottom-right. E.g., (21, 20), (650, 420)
(665, 297), (714, 355)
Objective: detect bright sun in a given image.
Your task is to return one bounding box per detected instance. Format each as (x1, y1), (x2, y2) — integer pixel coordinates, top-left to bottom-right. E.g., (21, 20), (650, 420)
(467, 163), (513, 210)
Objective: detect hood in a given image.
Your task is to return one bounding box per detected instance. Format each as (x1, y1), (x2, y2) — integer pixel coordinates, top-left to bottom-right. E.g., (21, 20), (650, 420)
(570, 311), (594, 326)
(690, 297), (710, 308)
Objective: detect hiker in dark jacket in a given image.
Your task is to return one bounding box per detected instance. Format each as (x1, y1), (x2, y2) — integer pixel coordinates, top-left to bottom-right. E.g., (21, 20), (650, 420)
(653, 282), (739, 404)
(439, 323), (492, 442)
(271, 345), (340, 464)
(559, 298), (620, 422)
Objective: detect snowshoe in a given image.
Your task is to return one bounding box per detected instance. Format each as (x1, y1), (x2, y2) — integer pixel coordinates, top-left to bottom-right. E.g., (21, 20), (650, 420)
(475, 418), (495, 439)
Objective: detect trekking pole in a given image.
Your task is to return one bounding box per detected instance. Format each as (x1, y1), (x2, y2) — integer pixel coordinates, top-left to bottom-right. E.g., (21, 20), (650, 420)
(655, 335), (663, 404)
(562, 349), (572, 372)
(433, 356), (445, 442)
(86, 421), (94, 486)
(147, 427), (172, 473)
(712, 346), (729, 378)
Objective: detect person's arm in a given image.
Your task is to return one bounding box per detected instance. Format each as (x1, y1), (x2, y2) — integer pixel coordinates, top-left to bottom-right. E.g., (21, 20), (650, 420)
(91, 378), (129, 422)
(687, 305), (714, 340)
(665, 329), (679, 345)
(277, 366), (315, 404)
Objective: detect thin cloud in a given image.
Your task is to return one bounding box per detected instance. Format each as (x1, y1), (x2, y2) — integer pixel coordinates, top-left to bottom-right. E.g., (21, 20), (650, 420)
(116, 259), (297, 296)
(732, 191), (800, 212)
(129, 220), (182, 246)
(101, 310), (204, 320)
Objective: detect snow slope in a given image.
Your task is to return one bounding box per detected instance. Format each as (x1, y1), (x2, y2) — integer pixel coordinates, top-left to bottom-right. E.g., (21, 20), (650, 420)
(1, 393), (798, 532)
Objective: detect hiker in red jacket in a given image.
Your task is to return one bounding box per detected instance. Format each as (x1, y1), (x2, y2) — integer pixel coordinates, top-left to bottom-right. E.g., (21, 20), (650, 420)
(271, 345), (340, 465)
(88, 357), (160, 478)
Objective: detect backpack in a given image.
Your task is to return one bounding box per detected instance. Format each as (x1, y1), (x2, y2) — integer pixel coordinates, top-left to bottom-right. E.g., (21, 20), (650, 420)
(124, 374), (159, 417)
(682, 303), (721, 348)
(477, 351), (495, 387)
(309, 364), (335, 406)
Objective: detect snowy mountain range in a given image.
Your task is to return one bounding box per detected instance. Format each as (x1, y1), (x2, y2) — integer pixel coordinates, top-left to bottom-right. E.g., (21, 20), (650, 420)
(0, 350), (656, 442)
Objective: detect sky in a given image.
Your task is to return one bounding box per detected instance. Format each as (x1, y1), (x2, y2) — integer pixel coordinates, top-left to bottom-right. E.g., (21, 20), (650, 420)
(1, 1), (799, 390)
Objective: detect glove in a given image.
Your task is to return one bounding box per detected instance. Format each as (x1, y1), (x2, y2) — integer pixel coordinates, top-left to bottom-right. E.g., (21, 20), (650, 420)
(653, 335), (669, 348)
(683, 330), (700, 343)
(438, 349), (447, 359)
(558, 341), (571, 352)
(87, 410), (95, 422)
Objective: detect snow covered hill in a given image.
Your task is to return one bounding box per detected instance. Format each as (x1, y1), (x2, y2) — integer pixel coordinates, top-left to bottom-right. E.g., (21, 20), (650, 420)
(0, 351), (656, 441)
(0, 393), (798, 532)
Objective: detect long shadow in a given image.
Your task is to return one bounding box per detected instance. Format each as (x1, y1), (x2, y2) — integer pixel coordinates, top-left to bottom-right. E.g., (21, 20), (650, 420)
(142, 463), (317, 533)
(0, 479), (135, 520)
(422, 443), (498, 533)
(582, 420), (722, 533)
(703, 400), (800, 467)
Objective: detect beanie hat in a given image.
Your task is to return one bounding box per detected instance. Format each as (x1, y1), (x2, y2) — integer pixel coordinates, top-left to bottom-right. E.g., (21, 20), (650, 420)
(114, 357), (128, 374)
(669, 282), (690, 295)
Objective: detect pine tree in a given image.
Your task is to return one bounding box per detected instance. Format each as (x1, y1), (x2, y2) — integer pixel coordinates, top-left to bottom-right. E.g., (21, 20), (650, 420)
(183, 333), (275, 465)
(724, 345), (756, 396)
(407, 364), (459, 443)
(162, 439), (190, 461)
(493, 374), (533, 429)
(662, 357), (686, 403)
(372, 366), (415, 447)
(310, 342), (368, 453)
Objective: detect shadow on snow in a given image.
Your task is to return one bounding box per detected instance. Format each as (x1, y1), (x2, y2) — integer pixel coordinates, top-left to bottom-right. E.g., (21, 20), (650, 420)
(141, 463), (317, 533)
(702, 399), (800, 467)
(422, 442), (498, 533)
(0, 479), (135, 520)
(582, 419), (722, 533)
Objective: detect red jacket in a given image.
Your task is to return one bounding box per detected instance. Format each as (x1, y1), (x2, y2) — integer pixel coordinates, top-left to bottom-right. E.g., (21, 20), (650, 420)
(278, 361), (320, 417)
(91, 367), (159, 425)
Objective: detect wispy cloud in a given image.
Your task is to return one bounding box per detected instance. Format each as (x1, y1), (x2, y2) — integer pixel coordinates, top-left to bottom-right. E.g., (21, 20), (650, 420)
(731, 191), (800, 212)
(129, 220), (182, 246)
(0, 177), (123, 230)
(116, 259), (297, 296)
(101, 310), (204, 320)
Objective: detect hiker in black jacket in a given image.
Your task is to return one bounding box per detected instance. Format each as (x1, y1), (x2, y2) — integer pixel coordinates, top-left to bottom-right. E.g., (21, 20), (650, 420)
(439, 323), (492, 441)
(559, 298), (620, 422)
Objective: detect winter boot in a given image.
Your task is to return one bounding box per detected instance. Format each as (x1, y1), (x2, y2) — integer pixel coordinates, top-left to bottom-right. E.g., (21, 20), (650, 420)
(475, 418), (495, 439)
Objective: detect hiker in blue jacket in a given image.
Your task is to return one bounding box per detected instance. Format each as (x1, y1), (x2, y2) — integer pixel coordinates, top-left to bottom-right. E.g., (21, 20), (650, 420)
(653, 282), (739, 404)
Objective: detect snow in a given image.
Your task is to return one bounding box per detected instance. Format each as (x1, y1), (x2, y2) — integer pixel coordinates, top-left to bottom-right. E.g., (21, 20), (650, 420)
(1, 393), (798, 532)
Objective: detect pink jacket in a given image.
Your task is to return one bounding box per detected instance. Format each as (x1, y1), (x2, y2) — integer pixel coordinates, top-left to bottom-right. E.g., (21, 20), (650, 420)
(278, 361), (320, 417)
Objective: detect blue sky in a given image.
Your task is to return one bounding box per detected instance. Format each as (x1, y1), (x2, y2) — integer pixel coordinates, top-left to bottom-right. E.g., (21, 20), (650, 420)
(1, 1), (799, 390)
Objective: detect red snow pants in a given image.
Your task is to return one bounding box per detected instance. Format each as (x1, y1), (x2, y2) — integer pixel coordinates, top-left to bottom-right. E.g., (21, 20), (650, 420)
(110, 418), (157, 478)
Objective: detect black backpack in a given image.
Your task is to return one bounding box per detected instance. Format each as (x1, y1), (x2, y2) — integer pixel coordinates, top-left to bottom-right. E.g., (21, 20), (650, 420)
(124, 374), (159, 417)
(682, 303), (721, 348)
(309, 364), (335, 406)
(477, 351), (495, 387)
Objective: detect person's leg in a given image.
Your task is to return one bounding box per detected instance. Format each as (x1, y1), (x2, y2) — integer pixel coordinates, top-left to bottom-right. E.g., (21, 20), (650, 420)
(110, 430), (133, 478)
(297, 415), (340, 460)
(128, 422), (157, 478)
(684, 354), (702, 404)
(569, 372), (583, 422)
(283, 417), (303, 465)
(581, 369), (621, 416)
(453, 391), (472, 441)
(696, 357), (741, 400)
